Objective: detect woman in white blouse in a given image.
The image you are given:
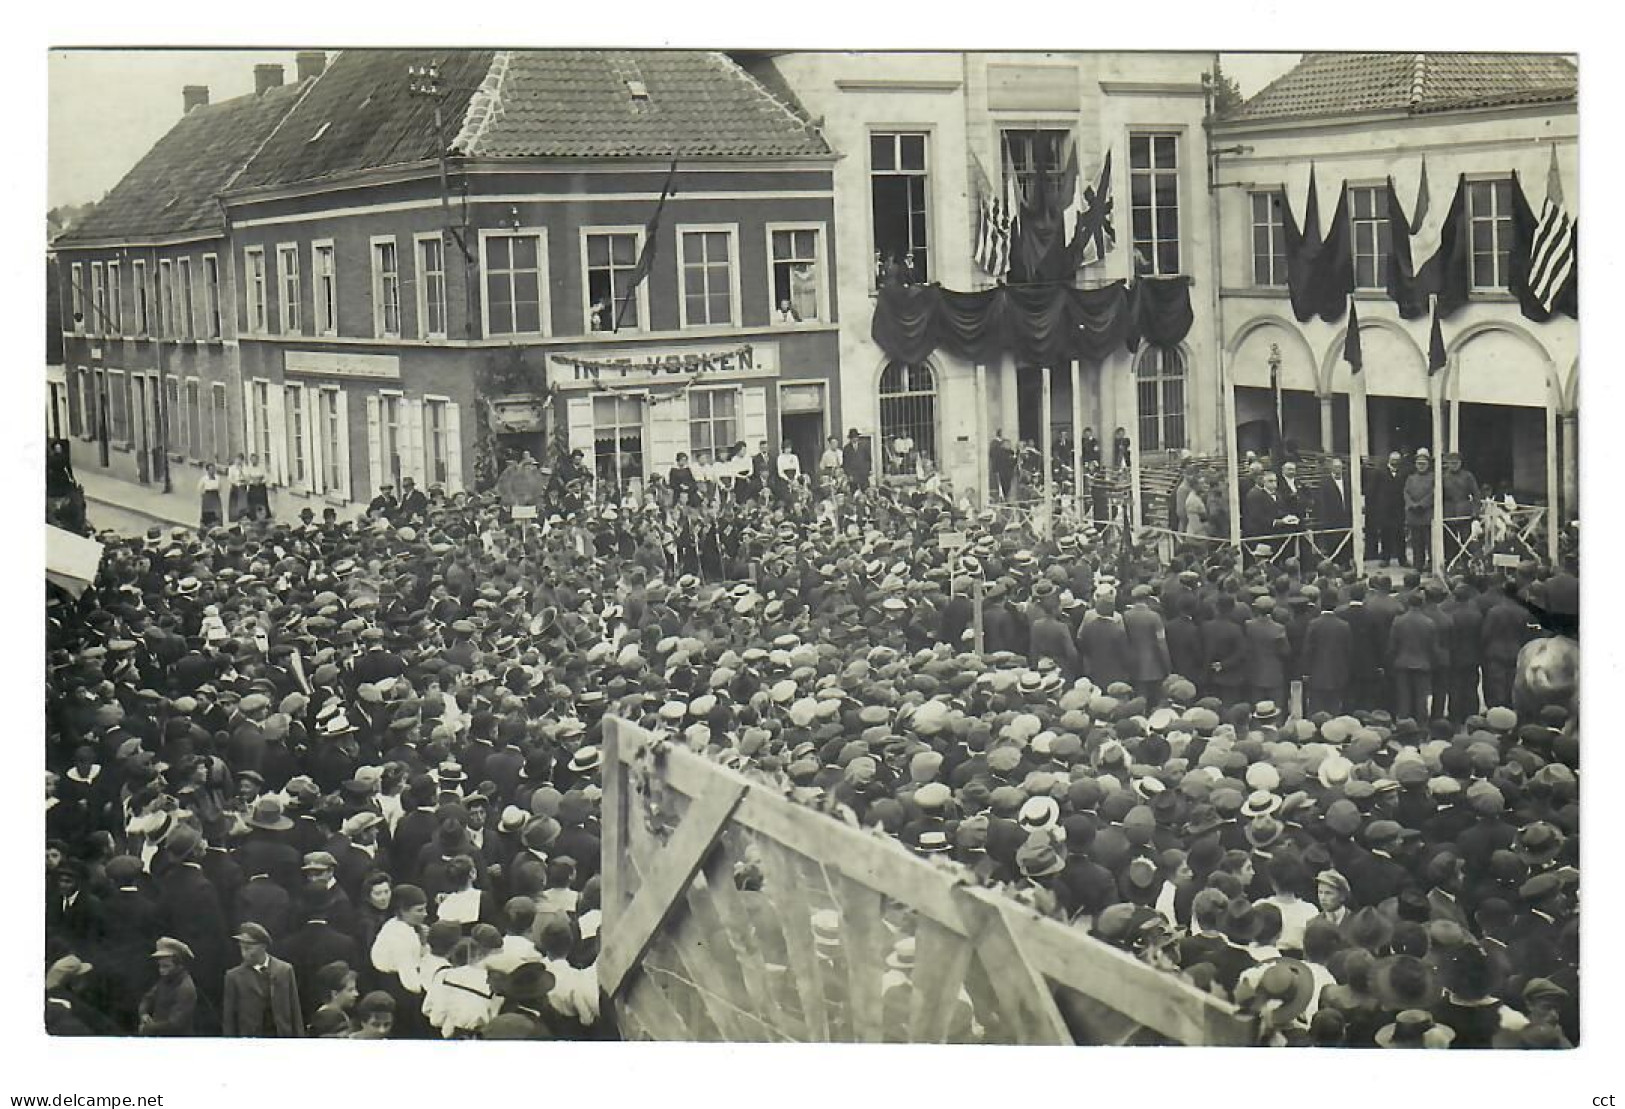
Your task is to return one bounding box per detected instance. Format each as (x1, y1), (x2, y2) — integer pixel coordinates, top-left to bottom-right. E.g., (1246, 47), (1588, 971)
(370, 883), (429, 1033)
(198, 463), (223, 528)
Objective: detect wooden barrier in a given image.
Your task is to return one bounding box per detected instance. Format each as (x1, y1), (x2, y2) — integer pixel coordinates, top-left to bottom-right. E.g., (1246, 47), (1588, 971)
(601, 716), (1258, 1045)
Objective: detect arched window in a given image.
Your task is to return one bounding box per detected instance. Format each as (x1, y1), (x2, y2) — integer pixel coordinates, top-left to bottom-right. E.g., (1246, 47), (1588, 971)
(1136, 345), (1187, 453)
(878, 361), (937, 475)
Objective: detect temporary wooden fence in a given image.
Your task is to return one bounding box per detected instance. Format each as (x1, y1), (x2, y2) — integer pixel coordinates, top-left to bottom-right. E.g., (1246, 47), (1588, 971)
(600, 716), (1258, 1045)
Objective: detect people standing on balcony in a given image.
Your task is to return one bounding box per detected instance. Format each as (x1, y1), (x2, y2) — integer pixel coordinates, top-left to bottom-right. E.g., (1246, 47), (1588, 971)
(842, 429), (871, 493)
(1113, 426), (1132, 470)
(244, 453), (270, 521)
(1441, 452), (1481, 566)
(989, 430), (1016, 501)
(1315, 458), (1353, 565)
(227, 453), (249, 521)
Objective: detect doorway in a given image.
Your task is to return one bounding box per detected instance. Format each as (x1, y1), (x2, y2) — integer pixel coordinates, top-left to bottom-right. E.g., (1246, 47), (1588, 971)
(1365, 396), (1430, 459)
(132, 375), (151, 483)
(778, 381), (827, 476)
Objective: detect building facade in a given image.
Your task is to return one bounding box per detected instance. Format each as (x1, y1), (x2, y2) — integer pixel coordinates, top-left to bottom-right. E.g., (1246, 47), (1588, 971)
(53, 61), (317, 493)
(217, 49), (837, 510)
(743, 51), (1223, 502)
(1212, 53), (1578, 517)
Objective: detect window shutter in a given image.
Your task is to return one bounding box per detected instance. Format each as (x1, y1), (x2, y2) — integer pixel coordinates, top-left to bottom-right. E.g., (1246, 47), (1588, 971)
(445, 402), (464, 494)
(566, 395), (595, 457)
(242, 380), (255, 461)
(335, 389), (353, 502)
(302, 385), (320, 494)
(266, 384), (287, 486)
(648, 392), (687, 474)
(366, 394), (383, 495)
(742, 386), (769, 450)
(405, 398), (427, 484)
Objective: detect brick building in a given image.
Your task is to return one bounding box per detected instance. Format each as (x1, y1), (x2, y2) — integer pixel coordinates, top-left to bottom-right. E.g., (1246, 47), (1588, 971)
(217, 48), (836, 510)
(52, 60), (316, 491)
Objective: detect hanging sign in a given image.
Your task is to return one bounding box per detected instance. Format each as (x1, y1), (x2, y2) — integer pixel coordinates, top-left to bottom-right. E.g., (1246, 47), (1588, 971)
(550, 342), (779, 390)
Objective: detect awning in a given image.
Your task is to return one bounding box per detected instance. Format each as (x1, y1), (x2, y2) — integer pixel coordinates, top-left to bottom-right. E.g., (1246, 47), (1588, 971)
(47, 524), (103, 599)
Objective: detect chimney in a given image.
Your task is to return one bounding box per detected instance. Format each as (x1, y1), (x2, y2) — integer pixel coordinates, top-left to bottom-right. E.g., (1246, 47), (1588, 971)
(254, 64), (284, 95)
(296, 51), (327, 82)
(182, 85), (210, 114)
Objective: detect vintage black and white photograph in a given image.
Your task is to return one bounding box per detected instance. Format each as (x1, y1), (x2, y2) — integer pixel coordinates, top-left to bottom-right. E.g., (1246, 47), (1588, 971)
(42, 44), (1583, 1059)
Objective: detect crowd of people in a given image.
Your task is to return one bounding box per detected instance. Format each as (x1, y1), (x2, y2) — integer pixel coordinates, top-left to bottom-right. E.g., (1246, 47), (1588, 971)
(45, 435), (1579, 1046)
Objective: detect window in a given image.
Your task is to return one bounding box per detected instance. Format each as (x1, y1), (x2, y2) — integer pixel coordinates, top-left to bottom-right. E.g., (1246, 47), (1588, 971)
(878, 361), (937, 475)
(424, 397), (451, 486)
(278, 245), (301, 334)
(483, 231), (546, 336)
(417, 235), (447, 338)
(1251, 191), (1288, 287)
(250, 380), (273, 466)
(1130, 133), (1181, 276)
(320, 388), (343, 493)
(69, 263), (84, 333)
(584, 230), (643, 332)
(165, 376), (183, 456)
(870, 131), (931, 284)
(689, 388), (739, 458)
(1469, 179), (1514, 291)
(678, 227), (737, 328)
(379, 393), (403, 485)
(212, 382), (231, 465)
(1136, 345), (1187, 452)
(132, 260), (149, 337)
(313, 242), (337, 336)
(90, 263), (106, 335)
(245, 248), (267, 333)
(592, 394), (645, 485)
(107, 371), (128, 443)
(372, 238), (401, 337)
(106, 261), (122, 335)
(178, 258), (195, 339)
(1003, 128), (1071, 205)
(203, 255), (222, 339)
(159, 260), (176, 336)
(769, 225), (824, 323)
(186, 379), (202, 460)
(284, 385), (306, 487)
(1350, 186), (1392, 290)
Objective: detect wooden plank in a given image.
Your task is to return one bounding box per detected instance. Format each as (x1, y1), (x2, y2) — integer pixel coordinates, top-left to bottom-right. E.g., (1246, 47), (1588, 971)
(613, 851), (725, 1043)
(960, 946), (1008, 1044)
(826, 866), (887, 1044)
(601, 718), (630, 922)
(597, 774), (747, 998)
(621, 969), (689, 1042)
(663, 880), (764, 1042)
(953, 887), (1074, 1046)
(752, 836), (830, 1042)
(906, 916), (973, 1044)
(702, 838), (802, 1041)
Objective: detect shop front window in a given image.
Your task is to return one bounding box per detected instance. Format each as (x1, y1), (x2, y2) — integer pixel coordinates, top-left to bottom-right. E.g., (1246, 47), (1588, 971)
(593, 394), (645, 487)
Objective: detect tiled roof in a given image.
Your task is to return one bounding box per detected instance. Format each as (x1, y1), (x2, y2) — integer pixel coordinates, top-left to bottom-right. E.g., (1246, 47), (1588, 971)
(459, 50), (829, 159)
(1225, 52), (1576, 123)
(229, 50), (497, 192)
(52, 81), (309, 247)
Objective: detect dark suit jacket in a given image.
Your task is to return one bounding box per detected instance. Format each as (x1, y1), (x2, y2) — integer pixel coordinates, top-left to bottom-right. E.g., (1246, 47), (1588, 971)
(1122, 606), (1172, 683)
(1389, 610), (1439, 672)
(158, 863), (233, 989)
(1076, 614), (1132, 687)
(1165, 615), (1206, 685)
(1243, 486), (1283, 539)
(1302, 612), (1353, 691)
(1244, 617), (1291, 689)
(222, 957), (304, 1037)
(1315, 476), (1353, 529)
(1029, 615), (1080, 676)
(1368, 465), (1407, 526)
(1337, 601), (1380, 681)
(1200, 616), (1249, 688)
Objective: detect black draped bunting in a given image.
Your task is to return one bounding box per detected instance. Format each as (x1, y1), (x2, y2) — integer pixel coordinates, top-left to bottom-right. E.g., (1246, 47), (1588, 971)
(870, 277), (1193, 367)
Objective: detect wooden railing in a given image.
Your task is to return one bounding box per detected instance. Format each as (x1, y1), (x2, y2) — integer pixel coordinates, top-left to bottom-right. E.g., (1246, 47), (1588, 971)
(600, 716), (1258, 1045)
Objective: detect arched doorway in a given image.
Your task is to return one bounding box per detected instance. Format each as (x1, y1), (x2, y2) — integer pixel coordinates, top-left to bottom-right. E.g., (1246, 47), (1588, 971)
(1135, 345), (1188, 455)
(877, 360), (938, 476)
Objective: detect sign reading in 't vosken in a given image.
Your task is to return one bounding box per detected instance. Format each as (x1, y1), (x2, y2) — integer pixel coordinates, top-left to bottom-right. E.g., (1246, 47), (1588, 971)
(550, 342), (779, 389)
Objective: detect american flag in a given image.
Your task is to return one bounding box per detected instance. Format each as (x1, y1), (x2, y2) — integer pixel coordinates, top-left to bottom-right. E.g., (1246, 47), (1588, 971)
(973, 158), (1017, 280)
(1527, 145), (1575, 313)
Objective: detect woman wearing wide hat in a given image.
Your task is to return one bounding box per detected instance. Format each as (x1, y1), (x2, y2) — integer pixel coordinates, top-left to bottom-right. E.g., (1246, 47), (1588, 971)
(1375, 1009), (1456, 1048)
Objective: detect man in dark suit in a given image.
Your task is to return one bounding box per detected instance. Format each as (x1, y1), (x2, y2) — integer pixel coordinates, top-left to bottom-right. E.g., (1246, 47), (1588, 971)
(1336, 580), (1380, 709)
(221, 922), (303, 1037)
(1481, 585), (1534, 710)
(1301, 597), (1353, 715)
(1243, 471), (1286, 548)
(1028, 584), (1081, 679)
(1314, 457), (1354, 565)
(394, 476), (429, 525)
(1076, 593), (1132, 689)
(1244, 598), (1292, 706)
(156, 827), (233, 1012)
(1122, 586), (1172, 705)
(1165, 593), (1207, 687)
(46, 862), (107, 951)
(1364, 577), (1405, 712)
(1388, 591), (1439, 722)
(1200, 594), (1250, 703)
(841, 429), (871, 492)
(1367, 451), (1408, 567)
(980, 583), (1026, 657)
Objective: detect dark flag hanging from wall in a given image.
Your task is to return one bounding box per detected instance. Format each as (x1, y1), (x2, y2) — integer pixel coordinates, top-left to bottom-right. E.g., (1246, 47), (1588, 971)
(1310, 182), (1353, 323)
(1281, 166), (1322, 324)
(1343, 296), (1363, 374)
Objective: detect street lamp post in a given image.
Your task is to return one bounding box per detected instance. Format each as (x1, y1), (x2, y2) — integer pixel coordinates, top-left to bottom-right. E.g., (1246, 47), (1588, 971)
(1268, 342), (1284, 455)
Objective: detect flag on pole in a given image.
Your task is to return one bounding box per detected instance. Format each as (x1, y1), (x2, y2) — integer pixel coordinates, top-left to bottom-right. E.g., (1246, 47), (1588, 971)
(1343, 296), (1362, 373)
(1070, 149), (1116, 268)
(1526, 145), (1576, 313)
(972, 154), (1015, 280)
(1428, 298), (1447, 375)
(1386, 159), (1442, 319)
(614, 158), (678, 331)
